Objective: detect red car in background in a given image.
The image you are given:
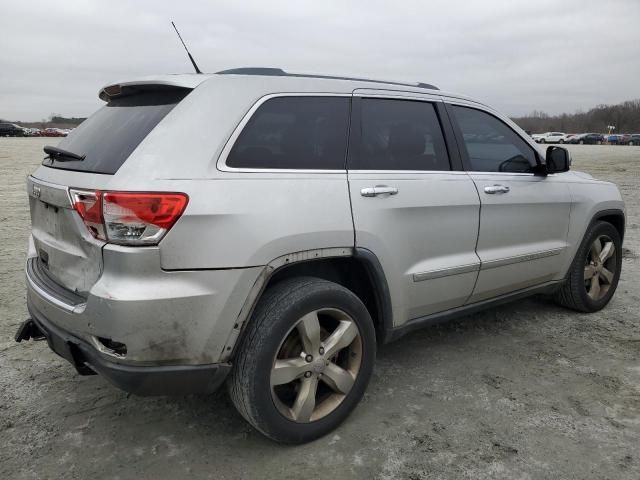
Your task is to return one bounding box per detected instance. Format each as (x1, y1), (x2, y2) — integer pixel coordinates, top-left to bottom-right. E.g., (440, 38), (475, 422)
(41, 128), (67, 137)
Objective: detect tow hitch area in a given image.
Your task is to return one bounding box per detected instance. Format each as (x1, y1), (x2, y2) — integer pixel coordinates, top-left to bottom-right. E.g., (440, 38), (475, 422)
(14, 319), (46, 342)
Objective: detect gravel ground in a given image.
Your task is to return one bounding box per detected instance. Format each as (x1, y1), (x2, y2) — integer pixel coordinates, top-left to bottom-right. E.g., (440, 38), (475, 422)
(1, 138), (639, 479)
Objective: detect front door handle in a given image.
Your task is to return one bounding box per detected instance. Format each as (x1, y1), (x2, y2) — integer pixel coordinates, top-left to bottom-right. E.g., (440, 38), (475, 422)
(360, 186), (399, 197)
(484, 185), (510, 194)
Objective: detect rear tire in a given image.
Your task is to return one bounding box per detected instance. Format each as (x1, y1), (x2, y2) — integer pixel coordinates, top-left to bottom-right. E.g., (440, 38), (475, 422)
(228, 277), (376, 444)
(555, 221), (622, 312)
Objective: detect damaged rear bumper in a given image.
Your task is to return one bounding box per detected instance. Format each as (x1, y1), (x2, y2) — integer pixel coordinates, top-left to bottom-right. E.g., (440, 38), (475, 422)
(18, 305), (231, 396)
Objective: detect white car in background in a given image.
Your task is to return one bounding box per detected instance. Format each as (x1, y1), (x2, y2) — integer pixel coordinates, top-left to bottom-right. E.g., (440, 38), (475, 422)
(532, 132), (566, 143)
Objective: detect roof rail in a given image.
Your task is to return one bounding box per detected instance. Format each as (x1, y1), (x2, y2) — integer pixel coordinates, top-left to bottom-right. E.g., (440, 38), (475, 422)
(215, 67), (439, 90)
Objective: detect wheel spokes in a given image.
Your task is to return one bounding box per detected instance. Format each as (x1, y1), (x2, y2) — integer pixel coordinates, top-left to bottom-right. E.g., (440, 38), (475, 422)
(590, 238), (602, 258)
(599, 241), (615, 263)
(322, 320), (358, 358)
(291, 376), (318, 422)
(297, 311), (321, 354)
(271, 357), (309, 386)
(321, 362), (355, 394)
(589, 275), (601, 299)
(271, 308), (362, 423)
(600, 267), (614, 284)
(584, 264), (597, 280)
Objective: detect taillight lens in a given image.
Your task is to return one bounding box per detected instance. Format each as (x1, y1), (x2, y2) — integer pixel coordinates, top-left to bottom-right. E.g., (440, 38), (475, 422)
(69, 189), (105, 239)
(69, 189), (188, 246)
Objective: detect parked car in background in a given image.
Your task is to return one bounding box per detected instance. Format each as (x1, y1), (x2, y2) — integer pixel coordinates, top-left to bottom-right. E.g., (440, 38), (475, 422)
(41, 128), (67, 137)
(23, 128), (42, 137)
(0, 122), (26, 137)
(561, 134), (578, 143)
(532, 132), (566, 143)
(567, 133), (604, 145)
(626, 134), (640, 145)
(607, 134), (623, 145)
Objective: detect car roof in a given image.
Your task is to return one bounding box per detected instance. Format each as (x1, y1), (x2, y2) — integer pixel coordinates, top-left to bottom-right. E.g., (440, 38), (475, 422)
(98, 68), (486, 107)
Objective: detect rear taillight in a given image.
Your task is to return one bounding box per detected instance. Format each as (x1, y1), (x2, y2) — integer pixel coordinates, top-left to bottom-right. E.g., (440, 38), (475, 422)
(69, 189), (105, 239)
(69, 189), (188, 246)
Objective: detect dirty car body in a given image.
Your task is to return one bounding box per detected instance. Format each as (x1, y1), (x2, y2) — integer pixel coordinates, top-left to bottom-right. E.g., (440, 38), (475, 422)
(17, 69), (625, 442)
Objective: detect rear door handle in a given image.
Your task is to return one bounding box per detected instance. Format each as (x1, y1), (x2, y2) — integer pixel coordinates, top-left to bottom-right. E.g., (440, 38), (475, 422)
(360, 186), (399, 197)
(484, 185), (510, 194)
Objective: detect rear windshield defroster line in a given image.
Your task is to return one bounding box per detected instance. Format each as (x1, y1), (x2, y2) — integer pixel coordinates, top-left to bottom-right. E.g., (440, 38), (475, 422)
(43, 89), (190, 175)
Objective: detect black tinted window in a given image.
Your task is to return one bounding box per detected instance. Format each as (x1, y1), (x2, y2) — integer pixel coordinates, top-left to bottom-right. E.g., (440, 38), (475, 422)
(352, 99), (450, 171)
(43, 90), (188, 174)
(451, 106), (536, 173)
(227, 97), (350, 170)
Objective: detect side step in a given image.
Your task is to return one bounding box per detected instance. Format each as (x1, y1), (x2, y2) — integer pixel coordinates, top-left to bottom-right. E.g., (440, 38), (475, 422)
(14, 319), (46, 342)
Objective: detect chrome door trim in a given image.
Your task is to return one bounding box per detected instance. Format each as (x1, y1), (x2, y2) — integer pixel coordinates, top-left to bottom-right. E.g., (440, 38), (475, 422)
(413, 263), (480, 282)
(480, 247), (566, 271)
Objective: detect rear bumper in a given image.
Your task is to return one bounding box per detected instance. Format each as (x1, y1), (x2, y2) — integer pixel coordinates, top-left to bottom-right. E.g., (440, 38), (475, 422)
(24, 241), (263, 364)
(24, 304), (231, 396)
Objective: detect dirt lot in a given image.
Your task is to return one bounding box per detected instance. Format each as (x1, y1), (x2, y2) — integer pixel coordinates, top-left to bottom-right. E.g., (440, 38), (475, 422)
(1, 138), (639, 479)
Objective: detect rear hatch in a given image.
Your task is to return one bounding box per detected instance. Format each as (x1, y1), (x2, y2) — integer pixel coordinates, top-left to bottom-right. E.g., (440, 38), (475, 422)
(28, 86), (190, 296)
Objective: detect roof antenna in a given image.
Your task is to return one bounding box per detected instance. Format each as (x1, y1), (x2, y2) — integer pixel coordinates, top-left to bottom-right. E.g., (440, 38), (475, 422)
(171, 21), (202, 74)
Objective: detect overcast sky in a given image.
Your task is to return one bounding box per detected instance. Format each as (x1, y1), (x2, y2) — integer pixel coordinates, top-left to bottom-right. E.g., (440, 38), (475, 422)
(1, 0), (638, 121)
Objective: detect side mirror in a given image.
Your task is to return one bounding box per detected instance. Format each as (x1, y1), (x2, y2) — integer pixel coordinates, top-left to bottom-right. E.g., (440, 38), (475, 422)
(546, 146), (571, 173)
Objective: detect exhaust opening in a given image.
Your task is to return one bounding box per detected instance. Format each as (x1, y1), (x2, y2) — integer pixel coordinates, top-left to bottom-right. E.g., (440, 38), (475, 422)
(95, 337), (128, 358)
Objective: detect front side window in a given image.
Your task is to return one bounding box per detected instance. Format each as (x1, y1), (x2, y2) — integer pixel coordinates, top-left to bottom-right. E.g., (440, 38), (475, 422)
(352, 98), (450, 171)
(451, 105), (537, 173)
(227, 97), (350, 170)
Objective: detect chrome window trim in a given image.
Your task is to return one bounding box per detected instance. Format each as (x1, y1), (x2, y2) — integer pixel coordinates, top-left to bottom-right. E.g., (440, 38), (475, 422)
(352, 89), (442, 102)
(217, 92), (352, 174)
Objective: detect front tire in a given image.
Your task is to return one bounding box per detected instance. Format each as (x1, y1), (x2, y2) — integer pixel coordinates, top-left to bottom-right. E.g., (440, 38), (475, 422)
(228, 277), (376, 443)
(555, 221), (622, 312)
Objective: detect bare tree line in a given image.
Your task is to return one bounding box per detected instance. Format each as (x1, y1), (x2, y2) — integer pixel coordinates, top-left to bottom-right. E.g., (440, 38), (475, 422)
(512, 99), (640, 134)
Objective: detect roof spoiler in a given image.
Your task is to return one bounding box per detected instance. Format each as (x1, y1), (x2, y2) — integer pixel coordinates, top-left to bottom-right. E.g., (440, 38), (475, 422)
(98, 77), (207, 102)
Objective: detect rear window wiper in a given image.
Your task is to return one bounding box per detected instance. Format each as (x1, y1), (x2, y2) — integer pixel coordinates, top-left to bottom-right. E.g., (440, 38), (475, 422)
(43, 145), (86, 162)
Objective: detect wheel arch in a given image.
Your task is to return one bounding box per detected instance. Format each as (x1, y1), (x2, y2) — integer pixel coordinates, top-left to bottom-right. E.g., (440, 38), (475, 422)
(221, 248), (394, 361)
(591, 208), (625, 242)
(562, 207), (626, 281)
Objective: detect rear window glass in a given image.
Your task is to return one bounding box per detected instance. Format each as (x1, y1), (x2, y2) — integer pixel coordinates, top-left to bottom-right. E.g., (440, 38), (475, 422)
(43, 89), (189, 174)
(227, 97), (350, 170)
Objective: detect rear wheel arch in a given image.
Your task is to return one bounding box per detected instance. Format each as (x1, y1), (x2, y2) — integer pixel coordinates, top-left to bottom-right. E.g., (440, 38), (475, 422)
(263, 249), (393, 344)
(225, 248), (394, 361)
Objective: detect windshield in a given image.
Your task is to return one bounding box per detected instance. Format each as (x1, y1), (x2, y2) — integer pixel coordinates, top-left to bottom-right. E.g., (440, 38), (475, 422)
(43, 89), (189, 174)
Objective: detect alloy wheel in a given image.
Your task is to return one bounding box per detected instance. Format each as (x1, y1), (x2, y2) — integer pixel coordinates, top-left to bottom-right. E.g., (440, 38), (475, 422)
(584, 235), (617, 301)
(270, 308), (362, 423)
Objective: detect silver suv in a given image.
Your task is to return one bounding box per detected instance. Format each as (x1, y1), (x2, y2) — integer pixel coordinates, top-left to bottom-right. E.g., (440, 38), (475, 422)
(16, 68), (625, 444)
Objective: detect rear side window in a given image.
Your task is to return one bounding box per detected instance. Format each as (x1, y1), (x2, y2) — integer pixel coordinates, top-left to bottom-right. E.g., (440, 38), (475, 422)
(43, 89), (189, 174)
(351, 98), (450, 171)
(450, 105), (536, 173)
(227, 97), (350, 170)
